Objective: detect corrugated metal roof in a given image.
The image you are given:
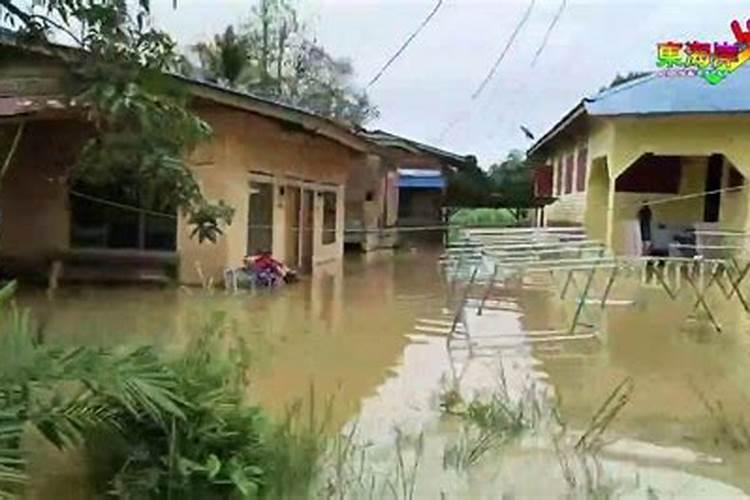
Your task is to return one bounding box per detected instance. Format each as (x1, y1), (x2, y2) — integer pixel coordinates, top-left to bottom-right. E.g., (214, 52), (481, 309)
(360, 129), (475, 169)
(529, 64), (750, 156)
(586, 64), (750, 116)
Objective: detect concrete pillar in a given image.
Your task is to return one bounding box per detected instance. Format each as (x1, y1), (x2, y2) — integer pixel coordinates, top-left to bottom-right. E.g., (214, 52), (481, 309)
(605, 176), (617, 250)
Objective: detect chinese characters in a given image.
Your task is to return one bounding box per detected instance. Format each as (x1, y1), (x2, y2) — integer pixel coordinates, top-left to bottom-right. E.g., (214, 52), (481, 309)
(656, 18), (750, 85)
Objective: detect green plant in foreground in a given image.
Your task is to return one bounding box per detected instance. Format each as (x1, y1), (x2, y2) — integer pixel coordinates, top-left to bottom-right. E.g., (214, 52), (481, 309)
(105, 312), (267, 499)
(0, 281), (187, 499)
(441, 367), (546, 471)
(0, 284), (325, 499)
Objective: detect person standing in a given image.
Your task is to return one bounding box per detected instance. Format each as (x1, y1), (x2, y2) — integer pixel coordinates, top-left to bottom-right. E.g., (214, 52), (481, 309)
(638, 202), (653, 255)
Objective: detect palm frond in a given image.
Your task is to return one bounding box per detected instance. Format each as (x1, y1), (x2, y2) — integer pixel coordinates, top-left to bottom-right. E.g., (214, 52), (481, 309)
(80, 347), (187, 425)
(0, 405), (26, 498)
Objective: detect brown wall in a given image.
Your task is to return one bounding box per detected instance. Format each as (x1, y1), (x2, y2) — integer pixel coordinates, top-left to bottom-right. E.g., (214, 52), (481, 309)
(0, 120), (85, 261)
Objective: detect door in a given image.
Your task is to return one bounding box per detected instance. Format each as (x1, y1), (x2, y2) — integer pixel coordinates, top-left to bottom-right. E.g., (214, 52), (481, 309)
(300, 189), (314, 273)
(704, 154), (723, 223)
(248, 181), (274, 255)
(285, 186), (301, 266)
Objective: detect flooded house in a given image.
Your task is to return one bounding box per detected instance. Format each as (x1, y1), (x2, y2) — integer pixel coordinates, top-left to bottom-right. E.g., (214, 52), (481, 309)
(0, 39), (371, 285)
(528, 67), (750, 255)
(345, 129), (476, 250)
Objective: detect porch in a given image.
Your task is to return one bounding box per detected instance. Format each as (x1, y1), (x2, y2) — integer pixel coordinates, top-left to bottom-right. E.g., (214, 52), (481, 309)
(584, 116), (750, 256)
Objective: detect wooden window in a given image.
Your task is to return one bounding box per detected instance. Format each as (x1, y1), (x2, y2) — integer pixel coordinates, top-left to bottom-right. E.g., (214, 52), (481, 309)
(322, 191), (337, 245)
(554, 157), (563, 196)
(534, 165), (553, 197)
(564, 154), (575, 194)
(576, 146), (588, 192)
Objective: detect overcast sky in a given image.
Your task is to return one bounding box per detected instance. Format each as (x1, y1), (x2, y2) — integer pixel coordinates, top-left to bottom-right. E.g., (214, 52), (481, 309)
(151, 0), (747, 166)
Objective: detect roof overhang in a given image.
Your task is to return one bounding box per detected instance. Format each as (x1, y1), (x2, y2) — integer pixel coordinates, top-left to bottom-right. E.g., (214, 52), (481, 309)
(0, 32), (371, 154)
(175, 76), (371, 154)
(359, 129), (476, 170)
(527, 101), (587, 158)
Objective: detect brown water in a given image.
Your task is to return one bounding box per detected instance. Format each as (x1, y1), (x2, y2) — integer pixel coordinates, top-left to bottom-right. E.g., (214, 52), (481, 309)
(17, 250), (750, 498)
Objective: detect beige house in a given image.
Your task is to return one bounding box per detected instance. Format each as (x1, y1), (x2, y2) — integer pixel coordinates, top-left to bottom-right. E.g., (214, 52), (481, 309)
(0, 40), (370, 284)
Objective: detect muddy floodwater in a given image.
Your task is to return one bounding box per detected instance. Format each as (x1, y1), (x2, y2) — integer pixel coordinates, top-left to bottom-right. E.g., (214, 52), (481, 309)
(17, 249), (750, 498)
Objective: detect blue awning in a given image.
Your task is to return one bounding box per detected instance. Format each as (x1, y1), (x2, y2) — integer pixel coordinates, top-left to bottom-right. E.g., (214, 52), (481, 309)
(398, 168), (445, 189)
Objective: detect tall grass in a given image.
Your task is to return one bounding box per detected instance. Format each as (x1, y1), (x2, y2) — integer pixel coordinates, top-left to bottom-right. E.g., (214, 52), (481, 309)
(440, 367), (553, 471)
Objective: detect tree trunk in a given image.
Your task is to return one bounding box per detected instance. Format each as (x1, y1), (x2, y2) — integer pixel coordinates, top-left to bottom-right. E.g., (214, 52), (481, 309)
(261, 0), (270, 86)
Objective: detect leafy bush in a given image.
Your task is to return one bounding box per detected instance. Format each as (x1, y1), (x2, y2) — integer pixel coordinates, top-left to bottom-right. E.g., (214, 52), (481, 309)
(0, 286), (326, 499)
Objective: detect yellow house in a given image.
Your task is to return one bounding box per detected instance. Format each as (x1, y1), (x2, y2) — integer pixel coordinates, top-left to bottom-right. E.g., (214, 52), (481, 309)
(528, 67), (750, 255)
(0, 40), (370, 285)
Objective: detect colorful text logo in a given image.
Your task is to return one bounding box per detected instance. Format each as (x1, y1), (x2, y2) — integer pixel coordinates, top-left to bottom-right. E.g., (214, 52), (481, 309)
(656, 18), (750, 85)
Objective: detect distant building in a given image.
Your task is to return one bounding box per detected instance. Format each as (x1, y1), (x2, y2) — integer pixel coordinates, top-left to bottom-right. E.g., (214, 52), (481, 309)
(347, 130), (475, 249)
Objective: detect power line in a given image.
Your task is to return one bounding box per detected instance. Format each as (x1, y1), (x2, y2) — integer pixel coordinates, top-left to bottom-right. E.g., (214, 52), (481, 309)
(367, 0), (444, 88)
(531, 0), (567, 67)
(471, 0), (536, 100)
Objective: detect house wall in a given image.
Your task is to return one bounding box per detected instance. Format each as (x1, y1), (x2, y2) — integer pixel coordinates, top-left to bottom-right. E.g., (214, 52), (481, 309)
(544, 132), (591, 226)
(178, 104), (362, 284)
(0, 52), (79, 263)
(0, 119), (84, 261)
(344, 154), (398, 251)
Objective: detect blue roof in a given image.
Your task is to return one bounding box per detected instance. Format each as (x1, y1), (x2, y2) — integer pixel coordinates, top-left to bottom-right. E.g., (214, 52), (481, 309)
(529, 64), (750, 155)
(585, 64), (750, 116)
(398, 168), (445, 189)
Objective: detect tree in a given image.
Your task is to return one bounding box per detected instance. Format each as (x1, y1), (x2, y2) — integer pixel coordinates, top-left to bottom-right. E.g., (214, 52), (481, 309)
(0, 0), (233, 243)
(192, 26), (252, 88)
(191, 0), (379, 126)
(487, 150), (534, 220)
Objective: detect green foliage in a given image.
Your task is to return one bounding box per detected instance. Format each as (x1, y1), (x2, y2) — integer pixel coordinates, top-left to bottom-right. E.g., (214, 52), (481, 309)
(3, 0), (234, 243)
(440, 372), (540, 471)
(190, 0), (378, 126)
(107, 313), (332, 499)
(0, 283), (329, 499)
(0, 281), (187, 498)
(444, 162), (495, 208)
(445, 150), (534, 210)
(487, 149), (534, 208)
(193, 26), (251, 88)
(449, 208), (517, 228)
(262, 398), (330, 498)
(106, 312), (266, 498)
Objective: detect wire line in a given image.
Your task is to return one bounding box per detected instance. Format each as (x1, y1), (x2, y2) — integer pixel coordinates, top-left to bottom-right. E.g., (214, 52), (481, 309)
(531, 0), (567, 67)
(367, 0), (444, 88)
(471, 0), (536, 100)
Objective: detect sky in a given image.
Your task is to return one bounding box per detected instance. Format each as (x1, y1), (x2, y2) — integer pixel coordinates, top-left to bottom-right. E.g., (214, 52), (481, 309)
(150, 0), (749, 166)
